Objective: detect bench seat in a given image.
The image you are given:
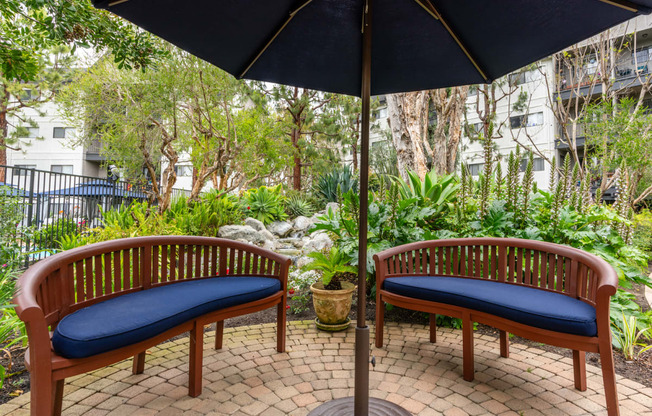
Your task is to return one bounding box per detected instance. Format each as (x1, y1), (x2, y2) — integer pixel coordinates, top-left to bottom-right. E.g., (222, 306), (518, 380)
(53, 277), (281, 358)
(384, 276), (596, 337)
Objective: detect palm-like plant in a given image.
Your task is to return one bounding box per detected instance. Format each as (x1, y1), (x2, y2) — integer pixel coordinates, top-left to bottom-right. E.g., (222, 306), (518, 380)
(303, 247), (356, 289)
(612, 313), (652, 361)
(396, 170), (460, 208)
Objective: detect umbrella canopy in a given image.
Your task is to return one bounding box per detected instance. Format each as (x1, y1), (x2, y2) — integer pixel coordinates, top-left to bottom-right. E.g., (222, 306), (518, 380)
(94, 0), (650, 97)
(92, 1), (651, 415)
(42, 180), (147, 199)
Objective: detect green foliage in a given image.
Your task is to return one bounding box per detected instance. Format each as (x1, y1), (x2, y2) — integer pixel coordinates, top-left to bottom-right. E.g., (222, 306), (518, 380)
(287, 270), (319, 314)
(32, 217), (83, 250)
(302, 247), (356, 287)
(241, 185), (287, 225)
(632, 209), (652, 255)
(285, 193), (314, 219)
(611, 313), (652, 360)
(166, 191), (243, 236)
(314, 165), (359, 203)
(395, 170), (459, 227)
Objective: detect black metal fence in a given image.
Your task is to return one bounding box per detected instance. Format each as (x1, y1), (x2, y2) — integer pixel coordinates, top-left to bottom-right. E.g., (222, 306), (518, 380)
(0, 165), (190, 263)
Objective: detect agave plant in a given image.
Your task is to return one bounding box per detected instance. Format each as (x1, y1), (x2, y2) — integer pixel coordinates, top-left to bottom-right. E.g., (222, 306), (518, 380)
(285, 194), (314, 218)
(242, 184), (288, 224)
(302, 247), (356, 289)
(314, 165), (359, 203)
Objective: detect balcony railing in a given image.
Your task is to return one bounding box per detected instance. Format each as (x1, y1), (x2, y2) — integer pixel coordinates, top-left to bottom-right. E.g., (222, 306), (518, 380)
(84, 139), (105, 162)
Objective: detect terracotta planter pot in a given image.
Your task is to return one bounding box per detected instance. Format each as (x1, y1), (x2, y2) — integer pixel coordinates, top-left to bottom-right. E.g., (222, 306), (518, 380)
(310, 281), (356, 325)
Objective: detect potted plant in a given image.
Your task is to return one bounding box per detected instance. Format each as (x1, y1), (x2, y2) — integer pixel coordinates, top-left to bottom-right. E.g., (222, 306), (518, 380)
(303, 247), (357, 331)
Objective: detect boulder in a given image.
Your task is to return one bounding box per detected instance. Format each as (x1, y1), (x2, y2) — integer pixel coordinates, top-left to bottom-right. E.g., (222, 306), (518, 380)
(259, 229), (276, 242)
(262, 240), (277, 251)
(267, 221), (293, 237)
(218, 225), (264, 244)
(302, 232), (333, 253)
(244, 217), (266, 232)
(293, 216), (314, 232)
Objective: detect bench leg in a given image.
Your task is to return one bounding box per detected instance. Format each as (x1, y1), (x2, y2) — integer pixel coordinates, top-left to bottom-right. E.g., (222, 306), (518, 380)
(30, 372), (63, 416)
(429, 314), (437, 343)
(499, 330), (509, 358)
(277, 299), (286, 353)
(53, 379), (64, 416)
(375, 299), (385, 348)
(573, 350), (587, 391)
(132, 352), (146, 375)
(598, 339), (620, 416)
(462, 311), (474, 382)
(189, 321), (204, 397)
(214, 320), (224, 350)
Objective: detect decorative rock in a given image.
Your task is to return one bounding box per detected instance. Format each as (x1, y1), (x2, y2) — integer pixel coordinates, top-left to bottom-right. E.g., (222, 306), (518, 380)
(303, 233), (333, 253)
(293, 216), (314, 232)
(218, 225), (264, 244)
(267, 221), (293, 237)
(262, 240), (277, 251)
(244, 217), (266, 232)
(259, 229), (276, 242)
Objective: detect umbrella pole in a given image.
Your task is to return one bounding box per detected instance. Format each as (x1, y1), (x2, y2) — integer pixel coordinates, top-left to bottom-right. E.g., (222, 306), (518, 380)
(309, 1), (409, 414)
(354, 0), (373, 414)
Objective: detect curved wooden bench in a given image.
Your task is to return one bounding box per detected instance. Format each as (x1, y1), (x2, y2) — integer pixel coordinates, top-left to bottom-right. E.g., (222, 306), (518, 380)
(14, 236), (291, 416)
(373, 237), (620, 416)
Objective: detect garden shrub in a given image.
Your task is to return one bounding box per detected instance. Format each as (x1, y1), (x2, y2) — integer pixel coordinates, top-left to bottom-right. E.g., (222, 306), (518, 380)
(32, 217), (84, 250)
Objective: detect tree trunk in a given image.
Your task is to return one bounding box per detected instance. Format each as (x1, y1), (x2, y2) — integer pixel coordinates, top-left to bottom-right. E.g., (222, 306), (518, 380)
(292, 127), (301, 191)
(429, 86), (469, 175)
(386, 92), (429, 181)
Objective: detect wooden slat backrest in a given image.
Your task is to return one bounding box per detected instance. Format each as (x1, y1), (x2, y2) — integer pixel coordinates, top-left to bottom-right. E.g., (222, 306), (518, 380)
(23, 236), (290, 329)
(375, 238), (607, 307)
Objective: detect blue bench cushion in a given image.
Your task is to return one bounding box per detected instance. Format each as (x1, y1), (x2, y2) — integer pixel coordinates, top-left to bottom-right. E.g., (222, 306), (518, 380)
(383, 276), (596, 337)
(52, 277), (281, 358)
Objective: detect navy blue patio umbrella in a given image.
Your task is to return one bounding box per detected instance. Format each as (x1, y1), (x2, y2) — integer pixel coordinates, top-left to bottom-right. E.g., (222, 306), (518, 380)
(92, 1), (652, 414)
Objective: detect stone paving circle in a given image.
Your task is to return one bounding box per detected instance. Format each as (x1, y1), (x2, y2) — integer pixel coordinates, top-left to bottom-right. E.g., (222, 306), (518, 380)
(1, 320), (651, 415)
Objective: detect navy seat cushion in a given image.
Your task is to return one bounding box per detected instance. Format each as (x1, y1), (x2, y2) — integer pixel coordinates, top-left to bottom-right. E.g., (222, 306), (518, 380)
(52, 277), (281, 358)
(383, 276), (596, 337)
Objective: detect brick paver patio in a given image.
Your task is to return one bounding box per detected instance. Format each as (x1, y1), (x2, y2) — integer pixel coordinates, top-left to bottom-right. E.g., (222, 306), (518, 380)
(1, 320), (651, 416)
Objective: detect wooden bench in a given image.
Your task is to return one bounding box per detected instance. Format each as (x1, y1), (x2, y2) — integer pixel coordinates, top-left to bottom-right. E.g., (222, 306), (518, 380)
(14, 236), (291, 416)
(374, 237), (620, 416)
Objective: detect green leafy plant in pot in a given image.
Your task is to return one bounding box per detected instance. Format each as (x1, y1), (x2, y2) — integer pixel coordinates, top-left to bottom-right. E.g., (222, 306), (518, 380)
(303, 247), (357, 331)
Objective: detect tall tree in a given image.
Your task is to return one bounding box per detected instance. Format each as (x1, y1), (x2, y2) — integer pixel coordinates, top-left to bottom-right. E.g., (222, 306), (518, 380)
(0, 0), (164, 181)
(265, 85), (336, 191)
(58, 49), (290, 210)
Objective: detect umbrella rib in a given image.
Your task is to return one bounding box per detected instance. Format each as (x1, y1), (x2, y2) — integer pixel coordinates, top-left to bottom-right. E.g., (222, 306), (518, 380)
(596, 0), (639, 12)
(239, 0), (314, 79)
(415, 0), (489, 83)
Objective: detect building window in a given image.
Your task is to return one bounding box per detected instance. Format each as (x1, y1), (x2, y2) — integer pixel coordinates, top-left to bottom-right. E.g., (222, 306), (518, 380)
(467, 163), (483, 176)
(374, 107), (388, 120)
(175, 165), (193, 177)
(53, 127), (74, 139)
(510, 112), (543, 129)
(17, 127), (39, 138)
(632, 47), (650, 65)
(51, 165), (74, 174)
(14, 164), (37, 176)
(519, 158), (545, 172)
(508, 69), (542, 86)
